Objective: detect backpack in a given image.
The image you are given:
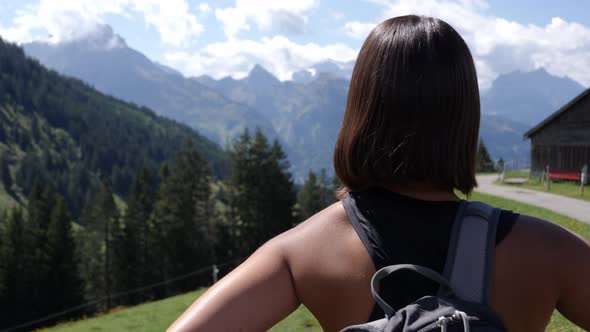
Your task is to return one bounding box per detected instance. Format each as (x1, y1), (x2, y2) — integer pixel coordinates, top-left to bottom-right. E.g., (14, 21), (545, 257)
(341, 201), (507, 332)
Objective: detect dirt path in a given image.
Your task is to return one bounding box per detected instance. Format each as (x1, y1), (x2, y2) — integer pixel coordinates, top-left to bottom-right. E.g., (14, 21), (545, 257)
(476, 174), (590, 225)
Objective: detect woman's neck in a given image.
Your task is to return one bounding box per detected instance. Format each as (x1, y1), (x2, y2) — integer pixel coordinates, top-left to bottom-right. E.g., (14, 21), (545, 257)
(382, 182), (460, 202)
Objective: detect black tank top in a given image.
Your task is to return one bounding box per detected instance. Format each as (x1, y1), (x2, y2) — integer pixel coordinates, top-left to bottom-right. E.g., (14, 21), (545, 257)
(342, 187), (519, 321)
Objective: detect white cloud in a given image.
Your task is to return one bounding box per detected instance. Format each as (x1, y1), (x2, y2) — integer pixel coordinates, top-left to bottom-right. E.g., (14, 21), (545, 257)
(129, 0), (202, 48)
(164, 35), (358, 80)
(198, 3), (211, 14)
(344, 0), (590, 88)
(0, 0), (203, 48)
(330, 11), (346, 21)
(2, 0), (588, 88)
(215, 0), (318, 39)
(343, 21), (376, 39)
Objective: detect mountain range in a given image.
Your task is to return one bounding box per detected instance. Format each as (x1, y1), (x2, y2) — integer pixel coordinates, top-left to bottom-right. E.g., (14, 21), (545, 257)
(481, 68), (585, 126)
(24, 25), (276, 145)
(22, 25), (587, 179)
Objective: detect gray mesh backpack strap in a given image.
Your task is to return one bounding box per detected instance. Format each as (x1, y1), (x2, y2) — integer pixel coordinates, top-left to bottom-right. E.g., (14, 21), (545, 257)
(438, 201), (501, 305)
(340, 201), (507, 332)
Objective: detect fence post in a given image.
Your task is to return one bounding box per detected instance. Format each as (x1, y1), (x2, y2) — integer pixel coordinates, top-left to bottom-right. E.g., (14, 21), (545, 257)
(546, 165), (551, 190)
(582, 165), (588, 196)
(212, 264), (219, 284)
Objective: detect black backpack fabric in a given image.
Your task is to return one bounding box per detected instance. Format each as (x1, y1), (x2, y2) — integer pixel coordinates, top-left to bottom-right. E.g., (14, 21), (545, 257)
(341, 200), (507, 332)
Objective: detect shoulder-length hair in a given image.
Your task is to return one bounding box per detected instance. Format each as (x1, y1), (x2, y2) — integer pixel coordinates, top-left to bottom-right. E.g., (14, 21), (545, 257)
(334, 15), (480, 195)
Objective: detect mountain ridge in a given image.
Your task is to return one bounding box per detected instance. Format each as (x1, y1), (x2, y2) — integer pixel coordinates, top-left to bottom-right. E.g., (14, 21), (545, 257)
(24, 26), (277, 145)
(21, 24), (588, 178)
(481, 68), (585, 125)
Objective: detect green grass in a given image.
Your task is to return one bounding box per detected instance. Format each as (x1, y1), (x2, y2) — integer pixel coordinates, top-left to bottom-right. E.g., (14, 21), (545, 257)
(501, 176), (590, 203)
(45, 289), (322, 332)
(503, 169), (530, 179)
(467, 191), (590, 240)
(45, 193), (589, 332)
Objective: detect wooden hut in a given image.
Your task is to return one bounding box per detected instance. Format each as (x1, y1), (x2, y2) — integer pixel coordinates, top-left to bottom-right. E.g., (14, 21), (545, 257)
(524, 88), (590, 178)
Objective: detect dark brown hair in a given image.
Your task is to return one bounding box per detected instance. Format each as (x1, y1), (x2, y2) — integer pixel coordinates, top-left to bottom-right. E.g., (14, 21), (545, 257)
(334, 15), (480, 195)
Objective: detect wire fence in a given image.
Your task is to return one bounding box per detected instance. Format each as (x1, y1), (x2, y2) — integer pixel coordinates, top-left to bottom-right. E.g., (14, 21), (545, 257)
(0, 257), (245, 332)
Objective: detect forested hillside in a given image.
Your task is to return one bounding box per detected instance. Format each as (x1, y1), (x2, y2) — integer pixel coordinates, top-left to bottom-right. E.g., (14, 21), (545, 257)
(0, 38), (227, 217)
(0, 37), (341, 331)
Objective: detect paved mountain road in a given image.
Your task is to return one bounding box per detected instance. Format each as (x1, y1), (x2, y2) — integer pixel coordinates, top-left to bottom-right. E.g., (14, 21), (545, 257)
(476, 174), (590, 225)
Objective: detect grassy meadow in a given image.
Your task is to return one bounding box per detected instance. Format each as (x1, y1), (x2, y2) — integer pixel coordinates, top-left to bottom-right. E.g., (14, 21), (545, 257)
(44, 191), (589, 332)
(500, 170), (590, 203)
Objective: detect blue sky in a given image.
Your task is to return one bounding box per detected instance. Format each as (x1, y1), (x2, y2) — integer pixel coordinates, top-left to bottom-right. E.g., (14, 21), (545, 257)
(0, 0), (589, 89)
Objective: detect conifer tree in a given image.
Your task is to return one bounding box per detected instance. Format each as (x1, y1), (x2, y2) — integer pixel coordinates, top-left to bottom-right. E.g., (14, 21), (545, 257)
(477, 140), (495, 173)
(297, 169), (335, 221)
(24, 181), (54, 321)
(321, 169), (339, 203)
(46, 194), (83, 317)
(0, 208), (27, 327)
(217, 130), (252, 262)
(224, 129), (296, 259)
(120, 167), (157, 304)
(78, 180), (121, 310)
(152, 140), (214, 294)
(0, 188), (84, 329)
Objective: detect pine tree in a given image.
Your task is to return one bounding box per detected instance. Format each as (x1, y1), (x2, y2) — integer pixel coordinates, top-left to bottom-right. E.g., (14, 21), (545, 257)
(152, 140), (215, 295)
(262, 138), (296, 239)
(46, 194), (84, 319)
(319, 168), (339, 202)
(216, 130), (251, 262)
(223, 129), (296, 260)
(120, 167), (157, 304)
(0, 208), (27, 328)
(24, 181), (54, 322)
(78, 180), (121, 311)
(476, 140), (495, 173)
(297, 169), (335, 221)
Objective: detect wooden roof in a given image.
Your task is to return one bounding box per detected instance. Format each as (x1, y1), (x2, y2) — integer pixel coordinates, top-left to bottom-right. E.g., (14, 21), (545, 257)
(524, 87), (590, 138)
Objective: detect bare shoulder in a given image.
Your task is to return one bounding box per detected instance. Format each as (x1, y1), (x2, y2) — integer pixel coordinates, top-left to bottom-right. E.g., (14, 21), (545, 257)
(497, 213), (589, 279)
(493, 213), (590, 329)
(504, 214), (589, 262)
(272, 201), (376, 328)
(276, 201), (369, 267)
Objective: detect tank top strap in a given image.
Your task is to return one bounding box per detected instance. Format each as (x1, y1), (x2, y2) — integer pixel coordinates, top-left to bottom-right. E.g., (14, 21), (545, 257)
(342, 193), (390, 269)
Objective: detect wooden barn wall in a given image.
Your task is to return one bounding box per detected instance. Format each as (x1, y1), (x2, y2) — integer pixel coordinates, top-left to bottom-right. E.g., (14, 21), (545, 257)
(529, 94), (590, 175)
(530, 144), (590, 175)
(530, 95), (590, 145)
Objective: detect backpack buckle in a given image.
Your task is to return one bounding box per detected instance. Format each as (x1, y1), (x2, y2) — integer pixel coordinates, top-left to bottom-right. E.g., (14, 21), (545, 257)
(438, 311), (471, 332)
(437, 316), (449, 332)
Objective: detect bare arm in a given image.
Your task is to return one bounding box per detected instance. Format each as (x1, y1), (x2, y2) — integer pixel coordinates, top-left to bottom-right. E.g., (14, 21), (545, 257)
(554, 226), (590, 329)
(167, 238), (300, 331)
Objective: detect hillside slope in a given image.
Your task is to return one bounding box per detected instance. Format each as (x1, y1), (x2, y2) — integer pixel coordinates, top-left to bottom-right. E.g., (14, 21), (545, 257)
(0, 38), (226, 217)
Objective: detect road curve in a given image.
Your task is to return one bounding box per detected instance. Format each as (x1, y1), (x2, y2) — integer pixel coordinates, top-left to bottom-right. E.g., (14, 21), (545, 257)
(475, 174), (590, 225)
